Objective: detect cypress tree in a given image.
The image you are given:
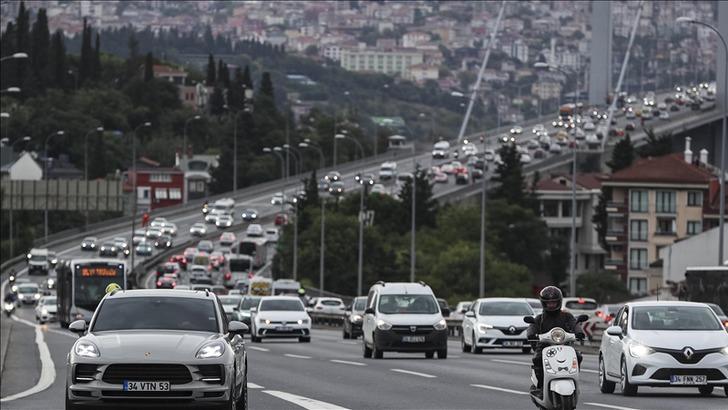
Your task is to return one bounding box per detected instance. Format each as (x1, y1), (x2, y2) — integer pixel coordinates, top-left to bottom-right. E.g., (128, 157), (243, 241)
(48, 30), (66, 89)
(242, 65), (253, 88)
(217, 59), (230, 87)
(209, 86), (225, 116)
(607, 134), (635, 172)
(1, 22), (17, 88)
(206, 53), (216, 85)
(260, 72), (274, 97)
(126, 32), (139, 80)
(144, 52), (154, 82)
(30, 8), (50, 89)
(79, 18), (91, 84)
(93, 32), (101, 80)
(15, 1), (30, 86)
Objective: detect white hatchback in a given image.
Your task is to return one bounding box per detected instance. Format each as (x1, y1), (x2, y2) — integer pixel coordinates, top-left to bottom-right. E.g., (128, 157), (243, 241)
(250, 296), (311, 343)
(598, 301), (728, 397)
(460, 298), (535, 354)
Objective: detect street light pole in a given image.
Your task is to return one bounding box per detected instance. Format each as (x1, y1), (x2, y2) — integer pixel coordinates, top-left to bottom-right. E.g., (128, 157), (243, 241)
(319, 197), (326, 295)
(410, 151), (417, 282)
(293, 199), (299, 280)
(129, 122), (151, 287)
(479, 136), (487, 298)
(84, 126), (104, 231)
(677, 17), (727, 265)
(2, 136), (31, 258)
(357, 182), (367, 296)
(299, 142), (325, 170)
(44, 130), (64, 243)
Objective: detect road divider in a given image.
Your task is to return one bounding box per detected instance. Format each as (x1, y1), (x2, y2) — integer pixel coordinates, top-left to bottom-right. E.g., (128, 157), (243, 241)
(0, 316), (56, 402)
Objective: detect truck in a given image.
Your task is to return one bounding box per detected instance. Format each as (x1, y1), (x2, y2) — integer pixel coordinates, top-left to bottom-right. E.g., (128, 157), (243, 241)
(379, 161), (397, 181)
(683, 266), (728, 313)
(27, 248), (50, 275)
(272, 279), (301, 296)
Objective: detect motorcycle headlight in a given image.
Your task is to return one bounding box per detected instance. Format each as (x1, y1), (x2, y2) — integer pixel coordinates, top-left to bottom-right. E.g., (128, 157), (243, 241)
(74, 341), (100, 358)
(376, 319), (392, 331)
(628, 342), (654, 358)
(434, 319), (447, 331)
(196, 341), (225, 359)
(478, 323), (494, 333)
(550, 328), (566, 344)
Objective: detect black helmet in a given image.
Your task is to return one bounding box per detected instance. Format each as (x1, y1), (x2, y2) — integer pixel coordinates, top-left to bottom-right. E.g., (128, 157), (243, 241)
(539, 286), (563, 312)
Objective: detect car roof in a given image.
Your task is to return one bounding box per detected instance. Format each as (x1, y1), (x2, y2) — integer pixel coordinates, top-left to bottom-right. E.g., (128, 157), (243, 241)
(370, 282), (434, 295)
(475, 297), (529, 303)
(624, 301), (712, 308)
(260, 296), (302, 301)
(106, 289), (217, 300)
(562, 297), (597, 302)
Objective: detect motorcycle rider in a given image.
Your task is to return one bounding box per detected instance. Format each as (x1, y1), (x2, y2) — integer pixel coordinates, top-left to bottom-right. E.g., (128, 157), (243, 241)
(527, 286), (583, 398)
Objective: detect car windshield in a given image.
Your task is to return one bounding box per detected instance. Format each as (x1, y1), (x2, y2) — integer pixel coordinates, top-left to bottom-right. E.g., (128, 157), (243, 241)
(479, 301), (533, 316)
(30, 254), (47, 262)
(353, 298), (367, 311)
(378, 294), (439, 314)
(528, 300), (541, 309)
(632, 306), (723, 331)
(219, 296), (242, 306)
(565, 301), (598, 310)
(92, 297), (218, 332)
(321, 300), (342, 306)
(18, 286), (39, 294)
(259, 299), (304, 311)
(240, 297), (260, 310)
(194, 256), (210, 265)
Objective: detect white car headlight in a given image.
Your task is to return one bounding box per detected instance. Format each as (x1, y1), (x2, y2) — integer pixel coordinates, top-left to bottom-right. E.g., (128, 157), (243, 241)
(351, 314), (362, 323)
(34, 293), (41, 300)
(196, 341), (225, 359)
(478, 323), (493, 333)
(628, 342), (654, 358)
(41, 308), (48, 315)
(722, 346), (728, 356)
(376, 319), (392, 331)
(75, 341), (100, 358)
(47, 279), (55, 287)
(434, 319), (447, 331)
(297, 318), (309, 325)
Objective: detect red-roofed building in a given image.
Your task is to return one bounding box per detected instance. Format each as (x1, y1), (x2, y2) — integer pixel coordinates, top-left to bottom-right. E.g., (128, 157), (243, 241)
(600, 148), (723, 295)
(152, 64), (188, 85)
(535, 173), (607, 277)
(123, 157), (185, 212)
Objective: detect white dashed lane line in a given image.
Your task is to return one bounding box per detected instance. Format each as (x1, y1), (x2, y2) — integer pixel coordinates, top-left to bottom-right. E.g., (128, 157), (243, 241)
(330, 359), (366, 366)
(390, 368), (437, 378)
(247, 346), (270, 352)
(262, 390), (351, 410)
(283, 353), (311, 359)
(470, 384), (529, 396)
(584, 403), (639, 410)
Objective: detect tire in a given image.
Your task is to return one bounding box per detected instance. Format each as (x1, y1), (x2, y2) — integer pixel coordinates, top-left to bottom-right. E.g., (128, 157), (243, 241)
(372, 337), (383, 359)
(698, 385), (713, 396)
(599, 355), (616, 394)
(724, 386), (727, 397)
(65, 385), (78, 410)
(251, 335), (260, 343)
(299, 337), (311, 343)
(437, 349), (447, 359)
(472, 332), (483, 354)
(521, 346), (531, 354)
(425, 351), (435, 359)
(363, 340), (373, 358)
(237, 367), (248, 410)
(343, 327), (350, 339)
(461, 333), (471, 353)
(222, 373), (237, 410)
(620, 358), (638, 396)
(555, 393), (575, 410)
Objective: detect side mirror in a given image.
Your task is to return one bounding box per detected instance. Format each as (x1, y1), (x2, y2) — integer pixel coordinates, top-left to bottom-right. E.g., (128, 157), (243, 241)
(576, 314), (589, 323)
(228, 320), (249, 336)
(465, 311), (476, 318)
(523, 316), (536, 324)
(364, 308), (375, 315)
(605, 325), (623, 337)
(233, 306), (239, 311)
(460, 309), (468, 314)
(69, 320), (87, 335)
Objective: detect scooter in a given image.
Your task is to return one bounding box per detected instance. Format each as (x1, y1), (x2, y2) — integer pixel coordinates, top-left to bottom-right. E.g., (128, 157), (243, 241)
(524, 315), (587, 410)
(3, 301), (15, 317)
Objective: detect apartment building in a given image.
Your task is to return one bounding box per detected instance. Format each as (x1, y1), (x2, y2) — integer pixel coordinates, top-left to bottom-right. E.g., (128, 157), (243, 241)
(340, 47), (423, 77)
(601, 145), (722, 295)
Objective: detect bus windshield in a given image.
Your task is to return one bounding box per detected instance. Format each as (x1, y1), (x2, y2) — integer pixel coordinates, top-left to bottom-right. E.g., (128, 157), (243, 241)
(239, 242), (256, 256)
(73, 262), (125, 312)
(229, 258), (251, 272)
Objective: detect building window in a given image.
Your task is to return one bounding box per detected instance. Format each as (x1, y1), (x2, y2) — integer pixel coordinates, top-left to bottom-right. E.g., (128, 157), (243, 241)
(656, 217), (676, 235)
(687, 220), (702, 235)
(687, 190), (703, 207)
(189, 181), (206, 193)
(629, 277), (647, 295)
(150, 173), (172, 183)
(630, 190), (647, 212)
(630, 219), (647, 241)
(169, 188), (182, 200)
(629, 248), (647, 270)
(655, 190), (676, 213)
(155, 188), (167, 199)
(542, 200), (559, 217)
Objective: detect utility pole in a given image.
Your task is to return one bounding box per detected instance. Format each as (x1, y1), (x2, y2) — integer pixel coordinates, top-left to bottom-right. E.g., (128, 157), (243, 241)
(319, 198), (326, 295)
(479, 136), (487, 298)
(357, 182), (367, 296)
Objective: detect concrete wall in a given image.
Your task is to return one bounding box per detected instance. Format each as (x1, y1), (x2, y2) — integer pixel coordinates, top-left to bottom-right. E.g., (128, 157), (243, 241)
(660, 225), (728, 285)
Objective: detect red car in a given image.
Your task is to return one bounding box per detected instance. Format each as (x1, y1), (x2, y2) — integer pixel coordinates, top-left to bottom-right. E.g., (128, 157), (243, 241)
(274, 213), (289, 226)
(209, 252), (225, 270)
(156, 273), (178, 289)
(156, 262), (180, 279)
(168, 254), (187, 270)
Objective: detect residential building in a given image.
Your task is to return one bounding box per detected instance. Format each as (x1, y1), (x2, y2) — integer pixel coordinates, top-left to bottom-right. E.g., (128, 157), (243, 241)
(340, 47), (424, 77)
(123, 157), (185, 212)
(535, 173), (607, 275)
(507, 39), (529, 63)
(601, 145), (723, 295)
(176, 152), (217, 203)
(0, 151), (43, 181)
(401, 31), (429, 48)
(179, 83), (212, 111)
(152, 64), (188, 85)
(405, 63), (438, 83)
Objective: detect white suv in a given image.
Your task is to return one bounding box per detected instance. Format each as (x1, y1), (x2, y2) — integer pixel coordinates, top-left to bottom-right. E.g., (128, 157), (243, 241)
(361, 282), (448, 359)
(598, 301), (728, 397)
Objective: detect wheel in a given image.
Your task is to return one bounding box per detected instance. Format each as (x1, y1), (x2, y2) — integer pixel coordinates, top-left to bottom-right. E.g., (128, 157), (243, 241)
(599, 355), (616, 393)
(372, 338), (383, 359)
(363, 340), (373, 358)
(698, 385), (714, 396)
(620, 358), (638, 396)
(425, 351), (435, 359)
(237, 367), (248, 410)
(521, 346), (531, 354)
(555, 393), (575, 410)
(251, 335), (260, 343)
(343, 327), (350, 339)
(437, 349), (447, 359)
(65, 385), (79, 410)
(299, 337), (311, 343)
(461, 333), (471, 353)
(222, 373), (238, 410)
(724, 385), (727, 397)
(39, 320), (45, 325)
(472, 332), (483, 354)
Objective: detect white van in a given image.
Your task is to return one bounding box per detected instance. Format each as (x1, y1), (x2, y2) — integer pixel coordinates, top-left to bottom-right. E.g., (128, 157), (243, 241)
(432, 141), (450, 159)
(379, 162), (398, 181)
(212, 198), (235, 214)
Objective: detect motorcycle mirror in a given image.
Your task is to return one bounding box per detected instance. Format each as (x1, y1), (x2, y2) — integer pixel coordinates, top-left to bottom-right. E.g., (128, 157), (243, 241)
(576, 314), (589, 323)
(523, 316), (535, 324)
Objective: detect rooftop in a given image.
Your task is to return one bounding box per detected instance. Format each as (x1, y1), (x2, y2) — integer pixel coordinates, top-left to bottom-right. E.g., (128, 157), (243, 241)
(604, 153), (715, 185)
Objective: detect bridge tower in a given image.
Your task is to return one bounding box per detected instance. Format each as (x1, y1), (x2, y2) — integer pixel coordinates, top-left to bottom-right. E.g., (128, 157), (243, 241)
(589, 1), (612, 106)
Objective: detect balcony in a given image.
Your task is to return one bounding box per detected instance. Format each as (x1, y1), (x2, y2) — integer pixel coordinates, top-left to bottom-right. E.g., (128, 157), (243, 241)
(606, 201), (627, 214)
(604, 258), (626, 272)
(605, 230), (626, 244)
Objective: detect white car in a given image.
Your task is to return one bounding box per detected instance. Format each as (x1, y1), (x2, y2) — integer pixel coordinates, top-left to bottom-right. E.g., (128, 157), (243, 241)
(583, 121), (596, 131)
(598, 301), (728, 396)
(510, 126), (523, 134)
(189, 223), (207, 236)
(460, 298), (535, 354)
(132, 229), (146, 246)
(215, 214), (234, 229)
(659, 111), (670, 120)
(246, 224), (264, 237)
(160, 222), (178, 236)
(250, 296), (311, 342)
(549, 143), (562, 154)
(35, 295), (57, 324)
(532, 124), (546, 134)
(562, 297), (599, 322)
(311, 297), (346, 316)
(271, 192), (286, 205)
(461, 144), (478, 157)
(265, 228), (279, 243)
(526, 298), (543, 316)
(145, 228), (162, 239)
(451, 301), (473, 321)
(519, 153), (532, 164)
(370, 184), (387, 195)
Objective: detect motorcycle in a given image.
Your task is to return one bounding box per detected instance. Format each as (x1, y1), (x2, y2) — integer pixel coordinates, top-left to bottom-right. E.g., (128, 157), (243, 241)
(524, 315), (588, 410)
(202, 203), (210, 215)
(4, 301), (15, 317)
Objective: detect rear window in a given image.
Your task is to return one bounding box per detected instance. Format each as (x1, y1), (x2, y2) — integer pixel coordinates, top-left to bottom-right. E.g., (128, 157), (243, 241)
(321, 300), (342, 306)
(565, 301), (598, 310)
(260, 299), (304, 311)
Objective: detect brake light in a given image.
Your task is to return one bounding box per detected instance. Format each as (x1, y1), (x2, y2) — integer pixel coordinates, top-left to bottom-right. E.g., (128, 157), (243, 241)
(595, 310), (603, 318)
(156, 281), (161, 287)
(224, 272), (232, 280)
(172, 282), (177, 287)
(578, 297), (585, 304)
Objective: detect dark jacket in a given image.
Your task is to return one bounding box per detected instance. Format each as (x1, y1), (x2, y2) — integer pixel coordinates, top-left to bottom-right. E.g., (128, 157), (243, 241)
(527, 310), (577, 342)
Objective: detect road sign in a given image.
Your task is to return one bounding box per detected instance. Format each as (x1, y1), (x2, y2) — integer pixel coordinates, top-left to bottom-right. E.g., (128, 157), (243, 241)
(358, 210), (375, 226)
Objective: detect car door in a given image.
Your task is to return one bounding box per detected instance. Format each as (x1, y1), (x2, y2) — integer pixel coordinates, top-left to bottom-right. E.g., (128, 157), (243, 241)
(607, 307), (629, 376)
(462, 301), (478, 344)
(363, 291), (377, 344)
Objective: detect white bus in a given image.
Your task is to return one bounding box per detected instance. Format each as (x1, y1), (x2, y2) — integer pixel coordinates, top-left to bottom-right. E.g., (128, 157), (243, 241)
(212, 198), (236, 214)
(272, 279), (301, 296)
(237, 237), (268, 268)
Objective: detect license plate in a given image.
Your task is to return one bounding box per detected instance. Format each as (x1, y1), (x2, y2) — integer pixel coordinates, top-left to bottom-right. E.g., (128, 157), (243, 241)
(669, 375), (707, 385)
(402, 336), (425, 343)
(277, 326), (292, 332)
(502, 340), (522, 347)
(123, 381), (170, 391)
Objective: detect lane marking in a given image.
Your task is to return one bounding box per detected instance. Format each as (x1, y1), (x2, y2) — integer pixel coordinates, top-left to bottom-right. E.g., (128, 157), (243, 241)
(0, 316), (57, 402)
(584, 403), (639, 410)
(390, 368), (437, 378)
(471, 384), (528, 396)
(247, 346), (270, 352)
(340, 341), (359, 345)
(330, 359), (366, 366)
(262, 390), (350, 410)
(284, 353), (311, 359)
(247, 382), (265, 389)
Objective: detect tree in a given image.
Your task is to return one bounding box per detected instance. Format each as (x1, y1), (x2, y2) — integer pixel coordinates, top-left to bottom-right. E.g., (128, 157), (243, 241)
(242, 65), (253, 88)
(492, 143), (531, 208)
(48, 30), (66, 89)
(144, 52), (154, 82)
(125, 32), (139, 80)
(30, 8), (50, 90)
(15, 1), (30, 86)
(79, 18), (92, 85)
(217, 58), (229, 87)
(304, 45), (318, 57)
(576, 271), (632, 304)
(209, 85), (225, 115)
(398, 166), (438, 232)
(206, 53), (216, 85)
(92, 32), (101, 81)
(639, 127), (672, 158)
(607, 134), (634, 172)
(486, 199), (549, 272)
(259, 71), (275, 97)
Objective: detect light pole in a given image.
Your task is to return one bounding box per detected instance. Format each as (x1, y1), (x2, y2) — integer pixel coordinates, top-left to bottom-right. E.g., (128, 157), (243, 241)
(0, 52), (28, 62)
(319, 196), (326, 295)
(479, 135), (488, 297)
(292, 196), (299, 280)
(1, 136), (31, 257)
(410, 146), (418, 282)
(677, 16), (727, 265)
(182, 114), (201, 167)
(84, 126), (104, 230)
(333, 133), (345, 168)
(282, 144), (302, 175)
(357, 179), (370, 296)
(334, 133), (364, 160)
(129, 122), (151, 285)
(0, 87), (21, 94)
(299, 141), (325, 170)
(44, 130), (64, 243)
